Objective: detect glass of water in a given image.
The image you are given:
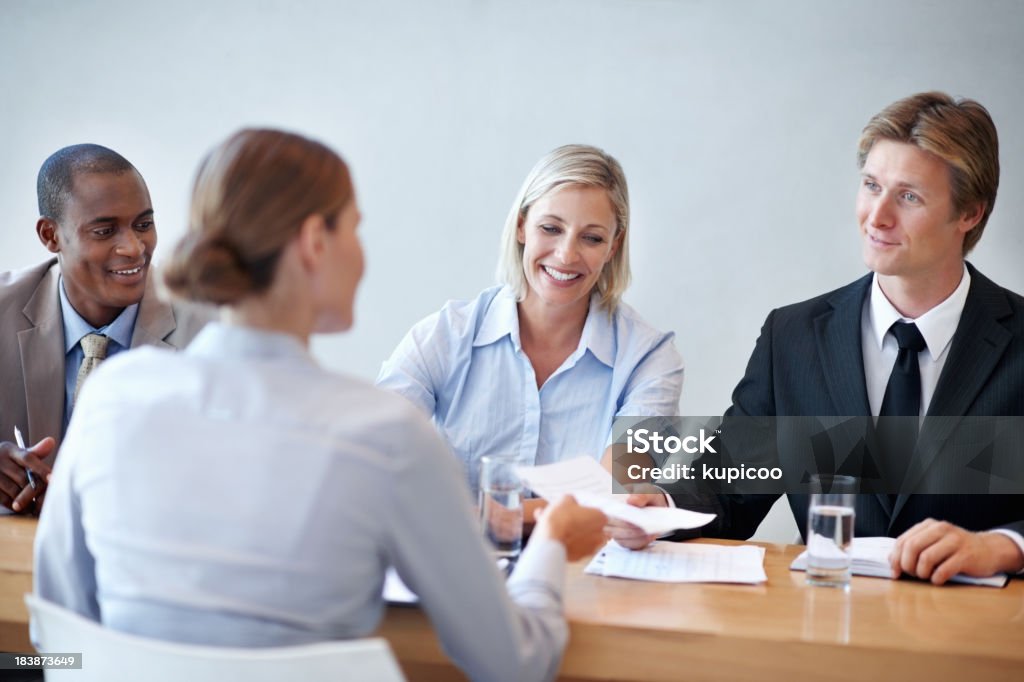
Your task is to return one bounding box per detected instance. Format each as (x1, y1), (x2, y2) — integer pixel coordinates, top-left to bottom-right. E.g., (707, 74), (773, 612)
(479, 455), (523, 564)
(806, 474), (857, 588)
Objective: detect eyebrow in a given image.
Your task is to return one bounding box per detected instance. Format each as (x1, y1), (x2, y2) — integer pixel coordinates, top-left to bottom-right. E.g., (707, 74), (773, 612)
(83, 208), (154, 227)
(537, 213), (611, 231)
(860, 173), (926, 194)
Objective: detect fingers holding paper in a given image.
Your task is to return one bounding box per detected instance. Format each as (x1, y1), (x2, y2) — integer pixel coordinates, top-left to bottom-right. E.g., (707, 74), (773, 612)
(889, 518), (1024, 585)
(605, 520), (658, 550)
(607, 487), (669, 549)
(516, 457), (715, 545)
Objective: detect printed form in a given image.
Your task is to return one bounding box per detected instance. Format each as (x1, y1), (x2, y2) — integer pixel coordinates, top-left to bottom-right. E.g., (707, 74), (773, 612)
(587, 540), (767, 584)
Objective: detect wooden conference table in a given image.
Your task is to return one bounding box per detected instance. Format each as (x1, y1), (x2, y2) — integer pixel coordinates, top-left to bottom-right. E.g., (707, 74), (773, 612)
(2, 516), (1022, 681)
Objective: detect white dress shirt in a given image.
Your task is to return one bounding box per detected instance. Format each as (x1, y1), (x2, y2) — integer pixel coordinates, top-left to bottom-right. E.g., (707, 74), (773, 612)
(861, 266), (970, 417)
(35, 323), (570, 681)
(861, 266), (1024, 562)
(377, 285), (684, 495)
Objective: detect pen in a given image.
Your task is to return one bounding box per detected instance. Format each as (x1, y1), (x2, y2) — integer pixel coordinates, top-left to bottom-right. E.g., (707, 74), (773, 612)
(13, 426), (37, 490)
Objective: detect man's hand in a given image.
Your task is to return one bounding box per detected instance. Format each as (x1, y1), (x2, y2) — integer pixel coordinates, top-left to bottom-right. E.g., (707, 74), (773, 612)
(889, 518), (1024, 585)
(532, 495), (607, 561)
(606, 486), (669, 550)
(0, 437), (55, 513)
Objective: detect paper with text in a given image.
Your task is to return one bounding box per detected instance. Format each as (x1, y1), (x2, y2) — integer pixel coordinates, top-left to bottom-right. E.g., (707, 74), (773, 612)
(586, 540), (767, 584)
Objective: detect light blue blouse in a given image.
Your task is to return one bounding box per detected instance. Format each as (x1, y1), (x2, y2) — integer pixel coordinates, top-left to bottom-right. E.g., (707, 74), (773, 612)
(377, 285), (684, 494)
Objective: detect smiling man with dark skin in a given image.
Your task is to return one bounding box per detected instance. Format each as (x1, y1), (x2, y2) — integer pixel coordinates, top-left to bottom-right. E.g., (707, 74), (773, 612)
(0, 144), (207, 514)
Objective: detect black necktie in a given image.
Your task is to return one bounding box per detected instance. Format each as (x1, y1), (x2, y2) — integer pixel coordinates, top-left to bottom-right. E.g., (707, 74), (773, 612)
(878, 321), (927, 499)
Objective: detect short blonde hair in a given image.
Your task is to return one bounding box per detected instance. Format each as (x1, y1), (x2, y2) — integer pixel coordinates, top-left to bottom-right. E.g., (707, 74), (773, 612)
(497, 144), (631, 311)
(857, 92), (999, 255)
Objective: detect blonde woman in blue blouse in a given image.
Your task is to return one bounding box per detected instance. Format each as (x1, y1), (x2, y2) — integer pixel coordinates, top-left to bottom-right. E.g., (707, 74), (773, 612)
(379, 145), (684, 518)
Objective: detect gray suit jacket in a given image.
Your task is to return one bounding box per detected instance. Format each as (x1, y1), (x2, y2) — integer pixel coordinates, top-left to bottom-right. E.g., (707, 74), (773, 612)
(0, 258), (209, 453)
(672, 262), (1024, 539)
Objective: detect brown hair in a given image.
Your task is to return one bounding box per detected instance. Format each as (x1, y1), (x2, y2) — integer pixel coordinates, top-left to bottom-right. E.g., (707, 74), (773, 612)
(857, 92), (999, 255)
(165, 129), (353, 304)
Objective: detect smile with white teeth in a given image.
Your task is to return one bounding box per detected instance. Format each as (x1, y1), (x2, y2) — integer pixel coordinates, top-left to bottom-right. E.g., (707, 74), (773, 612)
(543, 265), (581, 282)
(112, 266), (143, 275)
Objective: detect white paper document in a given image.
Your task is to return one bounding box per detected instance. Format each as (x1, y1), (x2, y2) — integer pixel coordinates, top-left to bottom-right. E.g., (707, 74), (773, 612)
(790, 536), (1008, 587)
(586, 540), (768, 584)
(516, 457), (716, 535)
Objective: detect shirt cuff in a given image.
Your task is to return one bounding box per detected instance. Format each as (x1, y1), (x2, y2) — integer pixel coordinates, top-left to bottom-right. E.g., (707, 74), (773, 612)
(650, 486), (677, 539)
(655, 485), (676, 508)
(989, 529), (1024, 574)
(507, 538), (567, 608)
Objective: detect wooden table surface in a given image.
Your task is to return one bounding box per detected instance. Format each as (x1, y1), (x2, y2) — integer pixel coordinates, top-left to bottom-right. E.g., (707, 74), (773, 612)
(380, 540), (1024, 681)
(0, 515), (35, 652)
(3, 516), (1022, 680)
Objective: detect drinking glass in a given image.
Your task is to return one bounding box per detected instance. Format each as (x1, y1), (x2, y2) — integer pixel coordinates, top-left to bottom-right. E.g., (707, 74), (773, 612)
(479, 455), (523, 563)
(806, 474), (857, 588)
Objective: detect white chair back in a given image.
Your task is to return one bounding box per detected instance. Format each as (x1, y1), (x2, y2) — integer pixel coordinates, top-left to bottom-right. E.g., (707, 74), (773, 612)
(25, 594), (406, 682)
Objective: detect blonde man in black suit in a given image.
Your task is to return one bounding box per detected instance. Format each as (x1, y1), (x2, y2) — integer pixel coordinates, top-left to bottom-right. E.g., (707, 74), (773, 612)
(616, 92), (1024, 585)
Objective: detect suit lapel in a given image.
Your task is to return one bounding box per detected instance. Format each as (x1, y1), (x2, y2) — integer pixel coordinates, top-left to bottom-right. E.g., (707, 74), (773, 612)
(812, 274), (899, 517)
(894, 264), (1012, 525)
(18, 265), (66, 448)
(927, 265), (1011, 418)
(814, 273), (873, 416)
(130, 272), (177, 349)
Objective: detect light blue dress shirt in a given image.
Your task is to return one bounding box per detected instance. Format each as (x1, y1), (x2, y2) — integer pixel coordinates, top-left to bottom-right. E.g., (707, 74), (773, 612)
(58, 277), (139, 433)
(377, 285), (684, 494)
(35, 323), (570, 682)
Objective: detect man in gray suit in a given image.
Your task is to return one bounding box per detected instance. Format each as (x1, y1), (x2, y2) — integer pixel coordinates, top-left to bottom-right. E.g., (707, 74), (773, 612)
(616, 92), (1024, 584)
(0, 144), (206, 514)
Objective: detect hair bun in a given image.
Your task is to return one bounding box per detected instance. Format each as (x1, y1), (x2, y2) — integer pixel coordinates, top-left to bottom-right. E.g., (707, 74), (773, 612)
(167, 128), (352, 305)
(164, 232), (254, 305)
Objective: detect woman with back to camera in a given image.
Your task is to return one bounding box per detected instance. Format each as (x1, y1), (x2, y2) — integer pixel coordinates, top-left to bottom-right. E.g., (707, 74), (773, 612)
(31, 129), (606, 682)
(378, 145), (684, 516)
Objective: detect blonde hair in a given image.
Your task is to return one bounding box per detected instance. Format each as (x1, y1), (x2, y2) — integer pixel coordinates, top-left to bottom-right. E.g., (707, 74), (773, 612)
(858, 92), (999, 255)
(165, 129), (352, 304)
(497, 144), (631, 311)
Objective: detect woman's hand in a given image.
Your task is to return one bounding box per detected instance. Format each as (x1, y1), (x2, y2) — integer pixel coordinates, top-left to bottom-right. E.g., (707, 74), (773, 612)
(532, 495), (607, 561)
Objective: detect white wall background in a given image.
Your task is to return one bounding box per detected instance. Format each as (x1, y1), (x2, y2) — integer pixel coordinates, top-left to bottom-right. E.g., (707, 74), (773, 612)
(3, 0), (1022, 541)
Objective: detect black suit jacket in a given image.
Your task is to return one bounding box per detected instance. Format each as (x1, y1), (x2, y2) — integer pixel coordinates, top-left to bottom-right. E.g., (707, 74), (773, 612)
(675, 262), (1024, 540)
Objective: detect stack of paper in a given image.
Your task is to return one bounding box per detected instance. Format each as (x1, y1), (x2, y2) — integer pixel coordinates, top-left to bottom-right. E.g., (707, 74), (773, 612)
(586, 540), (768, 584)
(790, 536), (1008, 587)
(516, 457), (716, 535)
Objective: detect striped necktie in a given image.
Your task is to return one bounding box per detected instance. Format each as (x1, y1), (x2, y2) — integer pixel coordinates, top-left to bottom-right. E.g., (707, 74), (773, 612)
(73, 333), (110, 404)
